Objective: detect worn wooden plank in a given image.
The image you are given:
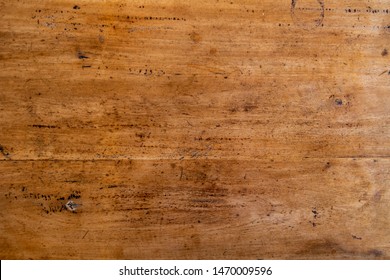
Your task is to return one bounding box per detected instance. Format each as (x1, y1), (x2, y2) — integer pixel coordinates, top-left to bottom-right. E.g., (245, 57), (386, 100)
(0, 158), (389, 259)
(0, 0), (389, 259)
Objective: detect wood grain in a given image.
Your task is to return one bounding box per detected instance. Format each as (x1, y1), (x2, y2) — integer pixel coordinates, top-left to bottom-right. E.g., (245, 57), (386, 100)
(0, 0), (389, 259)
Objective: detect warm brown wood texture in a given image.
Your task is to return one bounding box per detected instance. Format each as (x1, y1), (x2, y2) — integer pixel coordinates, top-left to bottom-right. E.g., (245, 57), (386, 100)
(0, 0), (389, 259)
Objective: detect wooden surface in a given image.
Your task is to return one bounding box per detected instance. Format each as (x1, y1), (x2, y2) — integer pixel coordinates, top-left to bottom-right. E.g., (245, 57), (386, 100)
(0, 0), (389, 259)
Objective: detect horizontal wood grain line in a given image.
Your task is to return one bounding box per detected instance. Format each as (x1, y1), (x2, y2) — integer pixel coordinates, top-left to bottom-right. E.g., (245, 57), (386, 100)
(1, 155), (390, 162)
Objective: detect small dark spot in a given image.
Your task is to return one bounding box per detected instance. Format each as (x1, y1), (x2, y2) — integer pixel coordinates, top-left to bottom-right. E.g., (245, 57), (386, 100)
(68, 193), (81, 200)
(352, 235), (362, 240)
(381, 49), (388, 56)
(135, 132), (145, 139)
(243, 104), (257, 112)
(0, 145), (10, 156)
(32, 124), (57, 129)
(335, 99), (343, 106)
(107, 185), (118, 188)
(323, 161), (331, 171)
(77, 51), (89, 59)
(73, 5), (80, 10)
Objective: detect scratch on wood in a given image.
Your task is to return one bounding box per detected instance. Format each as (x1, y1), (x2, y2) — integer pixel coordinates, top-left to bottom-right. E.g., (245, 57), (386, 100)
(82, 230), (89, 239)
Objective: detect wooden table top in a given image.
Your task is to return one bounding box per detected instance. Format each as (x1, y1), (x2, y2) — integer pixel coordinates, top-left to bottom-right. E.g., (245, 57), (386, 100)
(0, 0), (389, 259)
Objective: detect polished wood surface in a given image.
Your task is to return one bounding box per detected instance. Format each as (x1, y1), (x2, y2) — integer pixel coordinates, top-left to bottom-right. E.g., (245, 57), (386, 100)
(0, 0), (389, 259)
